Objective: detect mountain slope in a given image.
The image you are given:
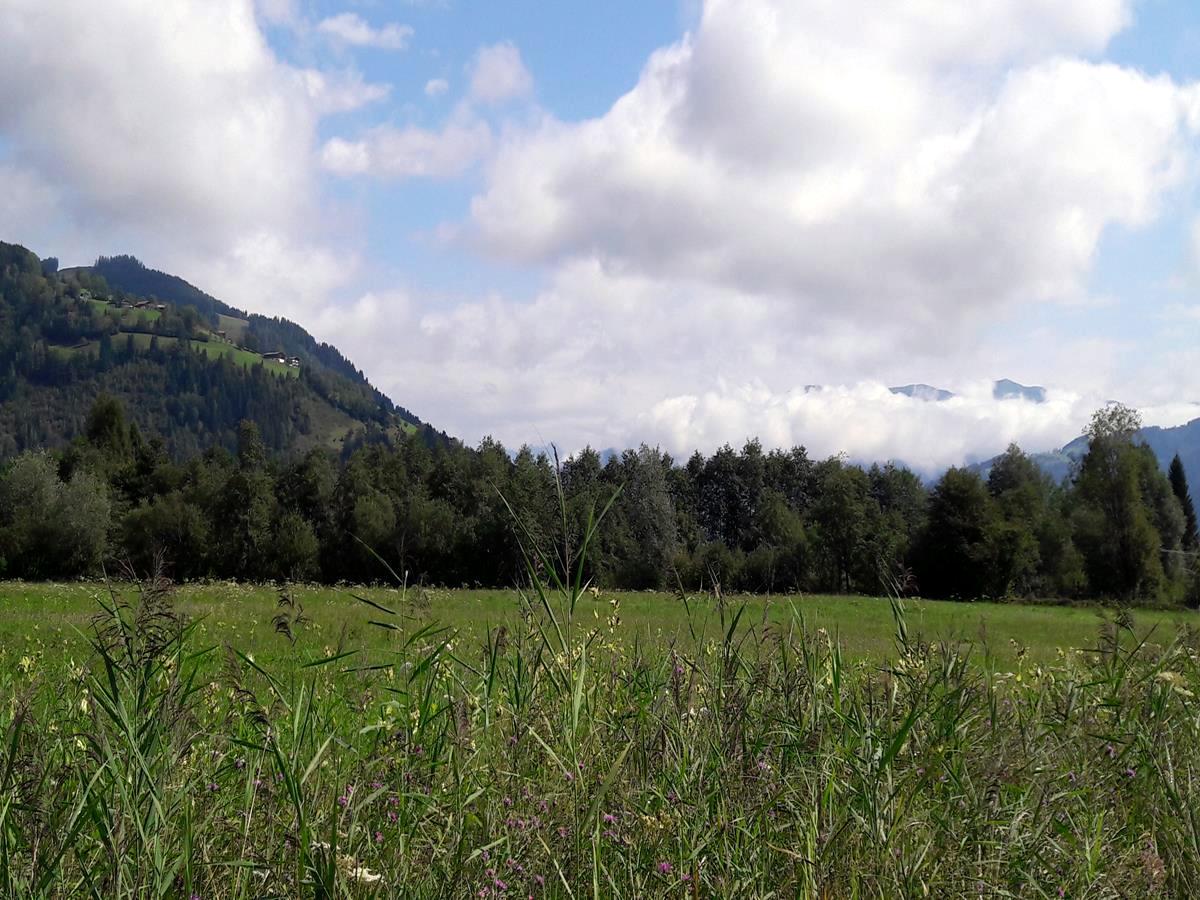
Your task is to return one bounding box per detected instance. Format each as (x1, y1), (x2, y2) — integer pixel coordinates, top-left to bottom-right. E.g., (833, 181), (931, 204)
(1, 241), (441, 459)
(974, 417), (1200, 486)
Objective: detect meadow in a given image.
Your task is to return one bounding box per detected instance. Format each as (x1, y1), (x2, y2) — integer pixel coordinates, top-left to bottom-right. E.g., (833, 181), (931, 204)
(2, 557), (1200, 896)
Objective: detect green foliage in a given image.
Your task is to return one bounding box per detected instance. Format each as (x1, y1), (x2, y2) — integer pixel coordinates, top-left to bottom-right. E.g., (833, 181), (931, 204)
(1074, 411), (1177, 602)
(0, 451), (110, 578)
(1169, 454), (1199, 550)
(0, 241), (436, 461)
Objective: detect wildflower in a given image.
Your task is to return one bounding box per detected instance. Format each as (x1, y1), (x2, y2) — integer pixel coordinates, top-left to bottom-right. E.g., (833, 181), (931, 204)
(657, 861), (673, 875)
(602, 813), (616, 824)
(1125, 768), (1137, 779)
(375, 831), (384, 844)
(207, 782), (219, 793)
(337, 795), (349, 808)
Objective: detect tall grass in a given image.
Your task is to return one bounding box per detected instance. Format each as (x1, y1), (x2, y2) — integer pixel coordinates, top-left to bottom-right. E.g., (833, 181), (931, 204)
(2, 500), (1200, 896)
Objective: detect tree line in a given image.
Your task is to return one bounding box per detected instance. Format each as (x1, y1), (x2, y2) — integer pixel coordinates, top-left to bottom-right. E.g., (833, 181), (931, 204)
(0, 395), (1197, 606)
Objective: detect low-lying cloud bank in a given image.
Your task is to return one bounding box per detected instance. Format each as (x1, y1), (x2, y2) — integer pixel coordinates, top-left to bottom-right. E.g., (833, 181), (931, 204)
(635, 382), (1200, 475)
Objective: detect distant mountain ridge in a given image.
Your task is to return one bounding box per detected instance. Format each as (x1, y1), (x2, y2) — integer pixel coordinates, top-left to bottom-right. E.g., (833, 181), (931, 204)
(889, 378), (1048, 403)
(974, 417), (1200, 487)
(1, 241), (445, 459)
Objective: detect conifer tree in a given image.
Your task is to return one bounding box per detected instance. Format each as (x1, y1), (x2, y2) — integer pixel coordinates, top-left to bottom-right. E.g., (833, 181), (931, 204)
(1168, 454), (1199, 550)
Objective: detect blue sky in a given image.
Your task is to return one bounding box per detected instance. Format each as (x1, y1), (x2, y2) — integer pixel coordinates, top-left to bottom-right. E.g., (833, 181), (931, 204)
(4, 0), (1200, 468)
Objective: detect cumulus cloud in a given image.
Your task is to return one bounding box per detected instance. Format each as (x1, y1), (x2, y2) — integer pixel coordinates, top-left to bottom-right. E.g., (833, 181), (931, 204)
(468, 42), (533, 105)
(321, 116), (492, 178)
(316, 12), (413, 50)
(467, 0), (1199, 351)
(304, 0), (1195, 461)
(327, 253), (1200, 469)
(0, 0), (320, 246)
(321, 41), (535, 182)
(0, 0), (384, 325)
(299, 68), (391, 114)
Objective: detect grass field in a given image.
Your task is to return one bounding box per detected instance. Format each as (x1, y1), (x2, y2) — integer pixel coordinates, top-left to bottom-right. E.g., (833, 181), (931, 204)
(3, 569), (1200, 896)
(0, 581), (1193, 668)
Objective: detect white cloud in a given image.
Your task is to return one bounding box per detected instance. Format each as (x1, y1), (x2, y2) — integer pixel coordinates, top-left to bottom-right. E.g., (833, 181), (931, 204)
(327, 0), (1198, 461)
(299, 68), (391, 114)
(321, 43), (533, 182)
(329, 254), (1200, 467)
(255, 0), (298, 26)
(0, 0), (322, 249)
(316, 12), (413, 50)
(321, 116), (492, 179)
(468, 42), (533, 105)
(469, 13), (1198, 340)
(0, 0), (386, 325)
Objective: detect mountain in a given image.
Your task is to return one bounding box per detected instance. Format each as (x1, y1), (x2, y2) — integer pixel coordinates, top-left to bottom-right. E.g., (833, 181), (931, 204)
(0, 241), (442, 459)
(974, 417), (1200, 486)
(888, 378), (1048, 403)
(889, 383), (956, 402)
(992, 378), (1047, 403)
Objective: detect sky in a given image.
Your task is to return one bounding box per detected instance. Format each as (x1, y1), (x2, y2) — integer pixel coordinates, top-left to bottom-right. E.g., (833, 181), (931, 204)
(4, 0), (1200, 471)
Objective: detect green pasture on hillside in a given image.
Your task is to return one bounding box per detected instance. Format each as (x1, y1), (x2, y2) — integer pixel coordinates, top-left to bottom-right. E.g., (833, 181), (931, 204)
(216, 313), (249, 342)
(86, 297), (162, 327)
(0, 581), (1192, 671)
(48, 334), (297, 377)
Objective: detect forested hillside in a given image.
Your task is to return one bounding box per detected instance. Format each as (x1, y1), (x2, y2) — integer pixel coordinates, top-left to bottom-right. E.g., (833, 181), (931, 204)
(0, 242), (440, 459)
